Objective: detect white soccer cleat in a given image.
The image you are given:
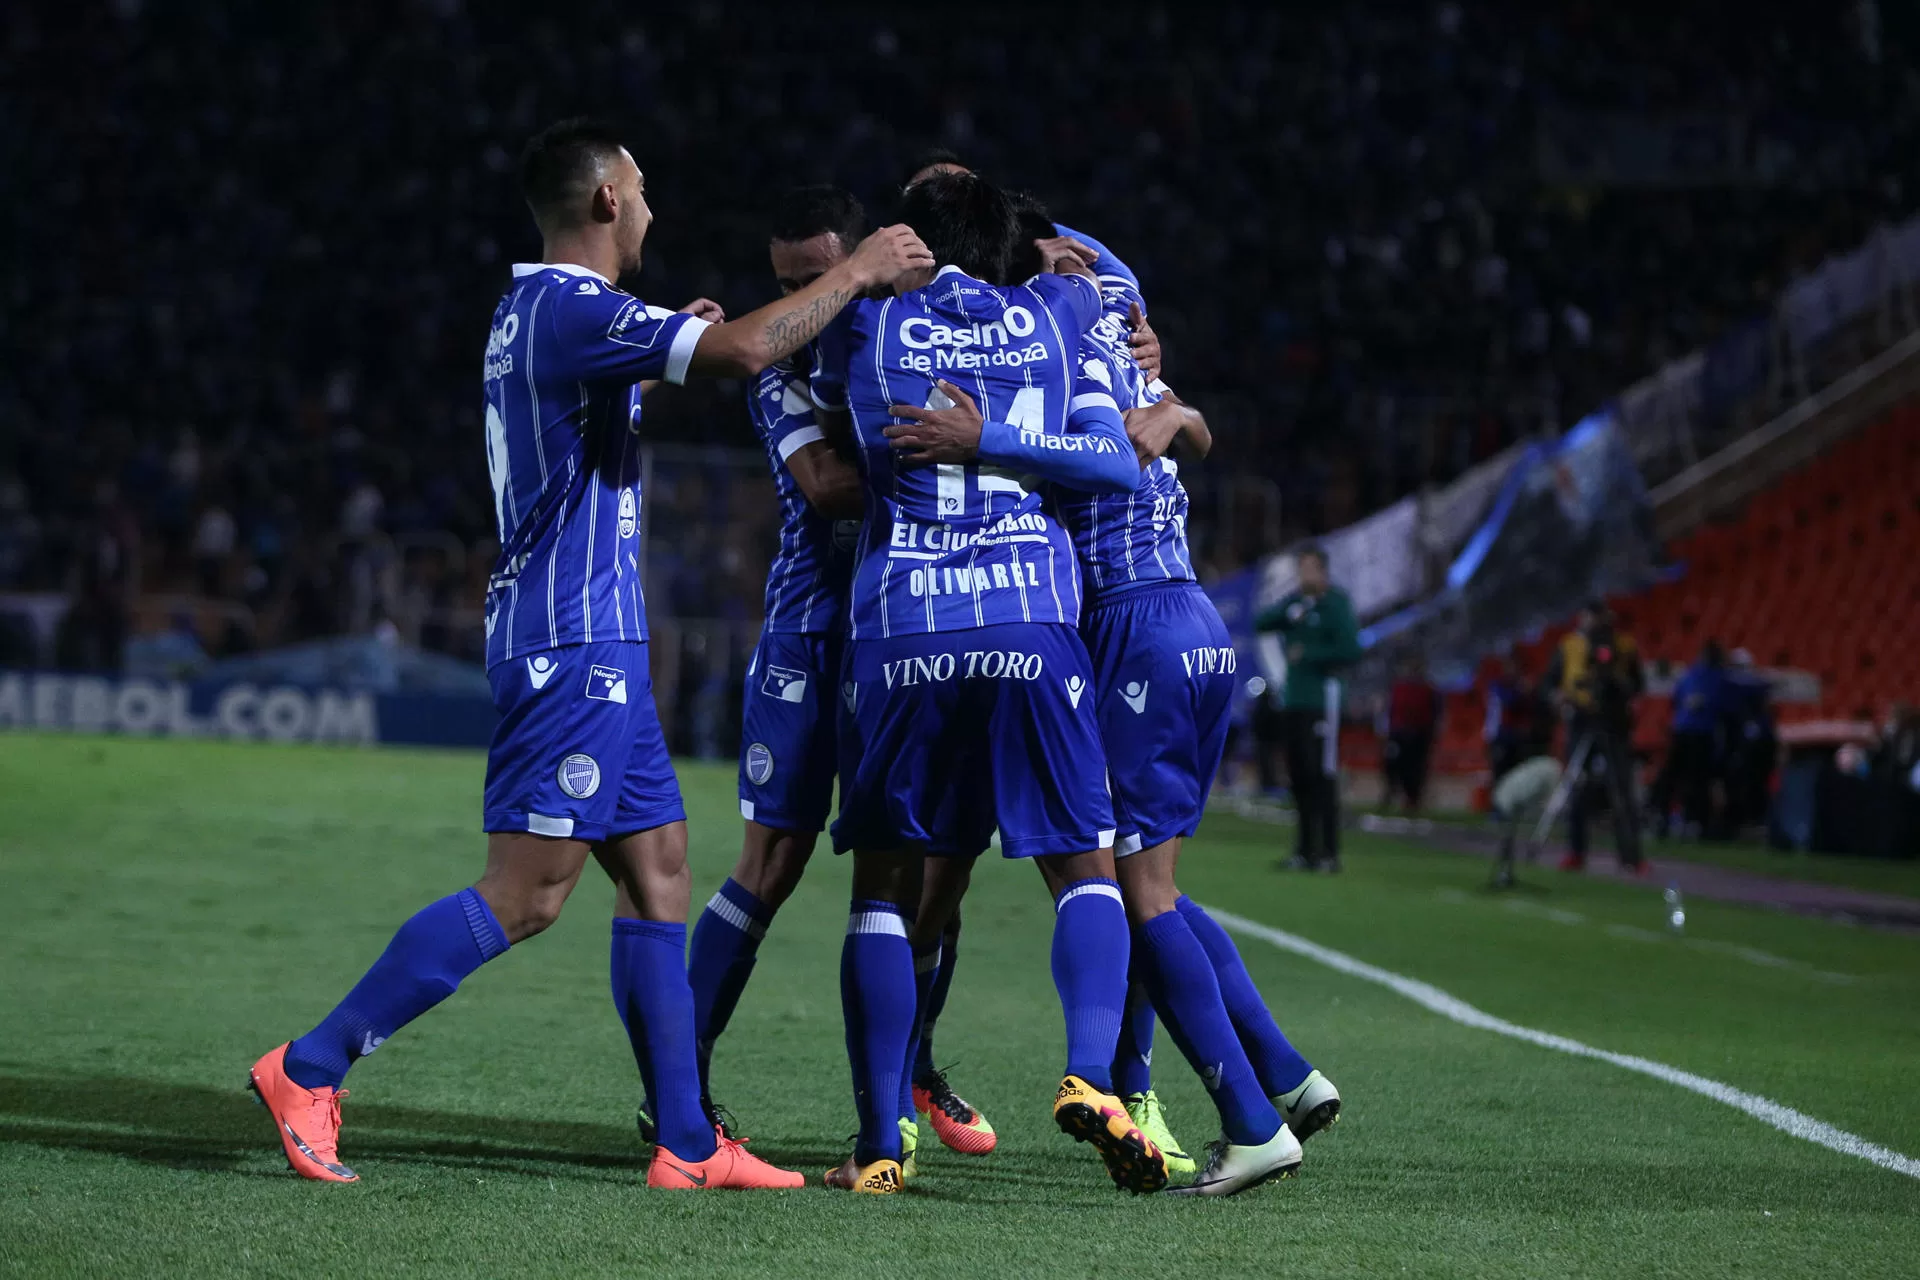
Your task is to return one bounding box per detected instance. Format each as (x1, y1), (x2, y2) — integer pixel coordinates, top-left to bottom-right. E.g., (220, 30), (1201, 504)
(1277, 1069), (1342, 1144)
(1166, 1125), (1303, 1197)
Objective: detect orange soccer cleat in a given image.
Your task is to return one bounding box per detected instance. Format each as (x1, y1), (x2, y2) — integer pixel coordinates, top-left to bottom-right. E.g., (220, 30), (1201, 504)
(913, 1069), (997, 1155)
(247, 1042), (357, 1183)
(647, 1132), (804, 1190)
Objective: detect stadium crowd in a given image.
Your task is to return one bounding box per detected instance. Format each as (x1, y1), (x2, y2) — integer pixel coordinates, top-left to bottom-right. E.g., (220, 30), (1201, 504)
(3, 1), (1914, 671)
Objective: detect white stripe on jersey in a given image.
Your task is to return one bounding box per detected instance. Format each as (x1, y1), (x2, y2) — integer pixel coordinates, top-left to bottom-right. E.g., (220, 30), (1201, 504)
(614, 420), (632, 642)
(581, 382), (596, 641)
(505, 578), (520, 661)
(526, 286), (550, 485)
(871, 298), (897, 641)
(545, 477), (565, 650)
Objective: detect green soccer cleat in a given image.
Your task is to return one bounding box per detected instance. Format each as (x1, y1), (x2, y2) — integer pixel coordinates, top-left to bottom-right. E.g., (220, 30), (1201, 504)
(1277, 1070), (1342, 1144)
(1123, 1090), (1195, 1176)
(899, 1116), (920, 1181)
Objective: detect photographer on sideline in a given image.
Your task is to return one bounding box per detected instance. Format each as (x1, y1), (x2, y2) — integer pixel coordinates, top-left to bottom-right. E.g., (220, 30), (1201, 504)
(1255, 545), (1362, 871)
(1544, 601), (1647, 873)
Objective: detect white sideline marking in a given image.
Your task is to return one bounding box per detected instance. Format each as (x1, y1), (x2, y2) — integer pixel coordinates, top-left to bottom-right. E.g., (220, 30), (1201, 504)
(1202, 905), (1920, 1181)
(1435, 889), (1857, 983)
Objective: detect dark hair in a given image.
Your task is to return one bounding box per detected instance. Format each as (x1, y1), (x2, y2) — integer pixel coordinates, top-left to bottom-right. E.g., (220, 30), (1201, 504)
(769, 185), (868, 250)
(519, 117), (627, 228)
(1701, 638), (1725, 667)
(902, 147), (968, 190)
(897, 171), (1018, 284)
(1298, 543), (1329, 568)
(1009, 192), (1055, 281)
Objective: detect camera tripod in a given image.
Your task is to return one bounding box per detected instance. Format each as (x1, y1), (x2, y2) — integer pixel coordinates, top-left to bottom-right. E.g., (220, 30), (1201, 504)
(1490, 721), (1640, 889)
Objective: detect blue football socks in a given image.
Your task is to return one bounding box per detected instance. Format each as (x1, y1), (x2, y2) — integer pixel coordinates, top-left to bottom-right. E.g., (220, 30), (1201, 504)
(901, 941), (942, 1121)
(1176, 895), (1315, 1096)
(285, 887), (508, 1091)
(1137, 909), (1282, 1145)
(911, 922), (960, 1082)
(1050, 878), (1129, 1091)
(1111, 972), (1157, 1098)
(687, 877), (774, 1094)
(841, 900), (915, 1165)
(611, 918), (716, 1163)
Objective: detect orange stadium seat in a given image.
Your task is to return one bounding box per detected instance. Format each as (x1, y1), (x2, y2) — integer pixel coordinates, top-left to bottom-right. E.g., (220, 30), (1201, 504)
(1420, 404), (1920, 777)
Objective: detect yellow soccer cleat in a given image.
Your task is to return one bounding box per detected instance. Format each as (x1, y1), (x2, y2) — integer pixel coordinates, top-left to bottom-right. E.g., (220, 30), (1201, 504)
(1052, 1075), (1169, 1195)
(824, 1155), (905, 1194)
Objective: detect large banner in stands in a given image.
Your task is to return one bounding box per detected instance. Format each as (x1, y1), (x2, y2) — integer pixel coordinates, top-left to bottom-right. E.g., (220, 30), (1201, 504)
(1359, 410), (1658, 686)
(0, 670), (497, 748)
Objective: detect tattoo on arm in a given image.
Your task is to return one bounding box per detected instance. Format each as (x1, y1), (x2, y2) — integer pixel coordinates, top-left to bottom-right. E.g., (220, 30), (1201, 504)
(762, 286), (852, 363)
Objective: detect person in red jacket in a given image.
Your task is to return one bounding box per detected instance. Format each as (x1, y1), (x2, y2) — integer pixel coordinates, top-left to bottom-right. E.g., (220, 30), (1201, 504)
(1381, 658), (1443, 812)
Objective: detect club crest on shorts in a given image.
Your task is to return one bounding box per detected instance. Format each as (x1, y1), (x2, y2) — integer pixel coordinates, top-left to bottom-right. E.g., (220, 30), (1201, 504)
(761, 665), (808, 703)
(557, 753), (600, 799)
(745, 742), (774, 785)
(586, 664), (628, 704)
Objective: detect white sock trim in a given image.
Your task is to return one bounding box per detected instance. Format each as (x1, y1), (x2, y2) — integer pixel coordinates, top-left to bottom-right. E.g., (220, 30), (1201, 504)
(1056, 881), (1124, 911)
(848, 910), (909, 938)
(705, 892), (768, 941)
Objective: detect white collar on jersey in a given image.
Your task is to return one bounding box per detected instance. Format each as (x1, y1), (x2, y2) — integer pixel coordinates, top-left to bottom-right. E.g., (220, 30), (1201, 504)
(933, 264), (971, 281)
(511, 262), (613, 284)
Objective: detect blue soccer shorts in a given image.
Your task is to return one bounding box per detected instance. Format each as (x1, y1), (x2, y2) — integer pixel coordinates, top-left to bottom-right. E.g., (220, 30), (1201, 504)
(738, 629), (841, 832)
(483, 639), (685, 843)
(1082, 582), (1235, 854)
(832, 621), (1115, 859)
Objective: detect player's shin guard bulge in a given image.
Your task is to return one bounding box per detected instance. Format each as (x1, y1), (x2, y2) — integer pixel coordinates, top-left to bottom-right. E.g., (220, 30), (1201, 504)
(1053, 1074), (1169, 1195)
(248, 1043), (357, 1183)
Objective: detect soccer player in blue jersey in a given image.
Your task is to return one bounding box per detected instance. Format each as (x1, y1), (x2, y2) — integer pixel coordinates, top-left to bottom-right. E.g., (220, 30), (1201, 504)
(891, 155), (1160, 1159)
(809, 172), (1163, 1195)
(245, 119), (931, 1189)
(1005, 203), (1343, 1195)
(672, 186), (863, 1126)
(673, 187), (1000, 1172)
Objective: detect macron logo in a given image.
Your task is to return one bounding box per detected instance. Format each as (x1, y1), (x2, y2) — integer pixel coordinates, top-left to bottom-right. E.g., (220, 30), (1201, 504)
(576, 280), (600, 295)
(1065, 675), (1086, 709)
(526, 655), (559, 689)
(1121, 681), (1149, 714)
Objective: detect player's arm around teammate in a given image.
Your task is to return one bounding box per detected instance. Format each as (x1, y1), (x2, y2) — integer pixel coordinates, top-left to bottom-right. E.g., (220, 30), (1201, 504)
(246, 122), (928, 1194)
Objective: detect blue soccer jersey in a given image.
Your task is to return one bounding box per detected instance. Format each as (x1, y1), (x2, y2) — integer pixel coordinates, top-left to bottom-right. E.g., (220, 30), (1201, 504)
(819, 267), (1107, 639)
(1053, 223), (1138, 296)
(1051, 274), (1198, 603)
(747, 360), (852, 634)
(480, 262), (711, 667)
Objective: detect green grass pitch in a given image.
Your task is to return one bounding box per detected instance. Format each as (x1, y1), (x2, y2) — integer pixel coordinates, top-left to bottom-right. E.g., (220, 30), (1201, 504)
(2, 735), (1917, 1278)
